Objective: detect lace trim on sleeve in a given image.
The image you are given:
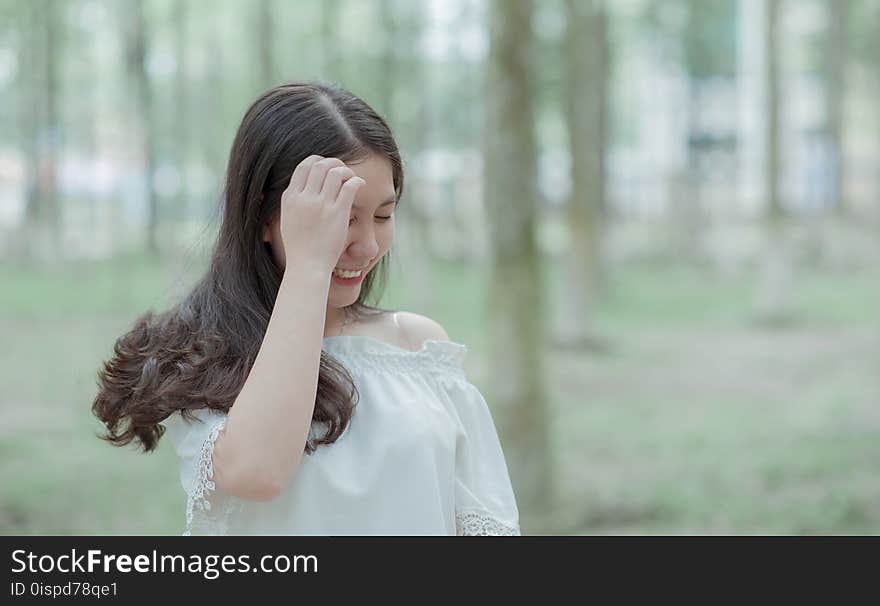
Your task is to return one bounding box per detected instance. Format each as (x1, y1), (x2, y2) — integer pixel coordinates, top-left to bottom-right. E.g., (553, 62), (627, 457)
(456, 509), (521, 536)
(184, 415), (244, 536)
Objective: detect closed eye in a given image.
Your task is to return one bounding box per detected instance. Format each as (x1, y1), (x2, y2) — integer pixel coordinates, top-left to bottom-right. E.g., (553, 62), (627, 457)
(349, 215), (394, 224)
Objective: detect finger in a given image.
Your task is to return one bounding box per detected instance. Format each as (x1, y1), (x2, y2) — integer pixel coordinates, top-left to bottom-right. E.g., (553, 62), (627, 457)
(290, 155), (323, 192)
(304, 157), (345, 195)
(335, 176), (365, 209)
(319, 166), (356, 201)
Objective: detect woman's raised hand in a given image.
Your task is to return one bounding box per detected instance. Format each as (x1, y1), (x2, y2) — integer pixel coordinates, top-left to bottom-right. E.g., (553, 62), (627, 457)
(279, 155), (365, 273)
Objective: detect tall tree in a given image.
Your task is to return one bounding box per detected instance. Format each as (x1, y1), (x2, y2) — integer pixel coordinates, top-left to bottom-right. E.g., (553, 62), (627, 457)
(376, 0), (435, 312)
(755, 0), (793, 323)
(377, 0), (396, 121)
(559, 0), (609, 348)
(766, 0), (782, 230)
(681, 0), (734, 262)
(643, 0), (736, 263)
(826, 0), (848, 217)
(21, 0), (62, 264)
(173, 0), (190, 224)
(258, 0), (275, 88)
(321, 0), (342, 80)
(484, 0), (553, 524)
(126, 0), (159, 255)
(204, 19), (227, 181)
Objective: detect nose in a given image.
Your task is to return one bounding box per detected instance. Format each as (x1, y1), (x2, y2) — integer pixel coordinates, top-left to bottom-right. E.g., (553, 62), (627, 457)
(345, 221), (380, 262)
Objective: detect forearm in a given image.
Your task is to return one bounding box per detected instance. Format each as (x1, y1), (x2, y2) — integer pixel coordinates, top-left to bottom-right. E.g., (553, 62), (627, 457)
(214, 264), (330, 498)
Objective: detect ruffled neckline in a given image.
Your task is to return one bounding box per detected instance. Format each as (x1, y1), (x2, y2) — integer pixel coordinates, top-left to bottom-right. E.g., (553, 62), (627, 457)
(321, 335), (468, 377)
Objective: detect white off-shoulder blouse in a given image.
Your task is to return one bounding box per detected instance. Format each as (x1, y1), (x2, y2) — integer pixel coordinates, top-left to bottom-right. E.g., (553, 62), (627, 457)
(160, 335), (521, 536)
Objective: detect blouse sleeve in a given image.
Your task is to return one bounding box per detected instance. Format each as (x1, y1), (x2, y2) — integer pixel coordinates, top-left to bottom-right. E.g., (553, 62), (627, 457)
(160, 408), (245, 536)
(439, 373), (522, 536)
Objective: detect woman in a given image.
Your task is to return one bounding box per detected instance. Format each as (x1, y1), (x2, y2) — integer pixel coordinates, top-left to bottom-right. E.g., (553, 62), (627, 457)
(92, 81), (520, 536)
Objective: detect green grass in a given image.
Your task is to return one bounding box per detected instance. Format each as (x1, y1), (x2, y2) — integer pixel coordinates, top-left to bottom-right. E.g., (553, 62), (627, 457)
(1, 253), (877, 535)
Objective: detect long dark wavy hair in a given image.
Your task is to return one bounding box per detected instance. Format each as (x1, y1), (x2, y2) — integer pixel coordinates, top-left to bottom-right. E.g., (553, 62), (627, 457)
(92, 81), (403, 454)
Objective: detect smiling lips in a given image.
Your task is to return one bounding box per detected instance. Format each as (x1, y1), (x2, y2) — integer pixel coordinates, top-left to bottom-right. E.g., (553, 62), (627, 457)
(333, 258), (373, 277)
(333, 267), (364, 278)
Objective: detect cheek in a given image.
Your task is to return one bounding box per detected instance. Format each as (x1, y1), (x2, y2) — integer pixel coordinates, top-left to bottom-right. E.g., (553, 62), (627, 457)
(379, 223), (394, 252)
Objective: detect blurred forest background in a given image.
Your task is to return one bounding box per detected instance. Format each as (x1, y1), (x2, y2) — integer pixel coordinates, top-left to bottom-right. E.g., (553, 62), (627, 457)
(1, 0), (878, 535)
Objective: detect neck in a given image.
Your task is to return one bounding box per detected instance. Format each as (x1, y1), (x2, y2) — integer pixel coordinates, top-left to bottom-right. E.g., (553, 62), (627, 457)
(323, 304), (349, 338)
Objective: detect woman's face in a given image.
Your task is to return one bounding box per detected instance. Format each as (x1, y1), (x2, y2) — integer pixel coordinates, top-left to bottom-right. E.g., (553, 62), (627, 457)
(262, 153), (397, 308)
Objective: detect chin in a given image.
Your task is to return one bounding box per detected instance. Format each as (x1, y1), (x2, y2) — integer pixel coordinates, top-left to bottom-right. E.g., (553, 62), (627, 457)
(328, 291), (360, 308)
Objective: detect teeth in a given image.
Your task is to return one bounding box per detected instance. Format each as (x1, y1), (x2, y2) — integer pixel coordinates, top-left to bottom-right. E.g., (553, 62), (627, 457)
(333, 268), (363, 278)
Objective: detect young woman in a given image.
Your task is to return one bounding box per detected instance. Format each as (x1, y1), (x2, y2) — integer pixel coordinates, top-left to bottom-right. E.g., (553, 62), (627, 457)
(92, 81), (520, 536)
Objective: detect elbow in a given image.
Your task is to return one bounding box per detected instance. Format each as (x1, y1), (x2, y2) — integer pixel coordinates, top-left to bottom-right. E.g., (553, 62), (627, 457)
(248, 470), (287, 501)
(214, 464), (285, 502)
(209, 427), (303, 502)
(240, 480), (285, 503)
(212, 453), (289, 502)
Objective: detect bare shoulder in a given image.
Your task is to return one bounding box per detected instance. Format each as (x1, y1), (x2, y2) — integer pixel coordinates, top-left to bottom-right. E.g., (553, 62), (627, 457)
(393, 311), (451, 351)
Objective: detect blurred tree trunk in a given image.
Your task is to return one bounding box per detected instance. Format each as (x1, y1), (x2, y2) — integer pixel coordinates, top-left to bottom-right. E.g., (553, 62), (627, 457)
(17, 2), (39, 261)
(558, 0), (608, 349)
(379, 1), (434, 311)
(764, 0), (783, 261)
(127, 0), (159, 255)
(755, 0), (794, 324)
(674, 0), (712, 265)
(377, 0), (396, 121)
(321, 0), (342, 79)
(173, 0), (190, 225)
(22, 0), (62, 264)
(675, 77), (708, 263)
(84, 15), (99, 255)
(205, 28), (226, 179)
(484, 0), (553, 528)
(826, 0), (847, 218)
(258, 0), (275, 88)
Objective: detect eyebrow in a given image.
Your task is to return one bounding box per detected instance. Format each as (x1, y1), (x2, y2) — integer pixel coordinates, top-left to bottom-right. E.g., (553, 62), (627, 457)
(354, 198), (397, 210)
